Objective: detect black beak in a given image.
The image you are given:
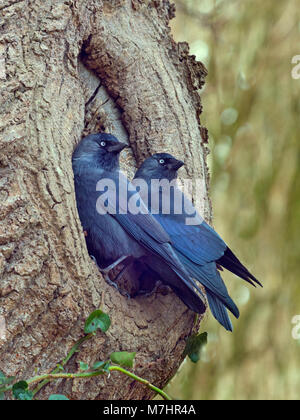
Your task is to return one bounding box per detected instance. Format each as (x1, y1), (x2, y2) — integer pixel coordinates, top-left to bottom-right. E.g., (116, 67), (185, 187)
(107, 142), (128, 153)
(168, 159), (184, 171)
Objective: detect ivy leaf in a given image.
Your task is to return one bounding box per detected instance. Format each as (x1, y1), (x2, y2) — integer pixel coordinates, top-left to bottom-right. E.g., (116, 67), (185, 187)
(92, 361), (110, 372)
(49, 394), (69, 400)
(184, 332), (208, 363)
(110, 352), (136, 368)
(12, 381), (33, 400)
(84, 310), (111, 334)
(79, 362), (89, 371)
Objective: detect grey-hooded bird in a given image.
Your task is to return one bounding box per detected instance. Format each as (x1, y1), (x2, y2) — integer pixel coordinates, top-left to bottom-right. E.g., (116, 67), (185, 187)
(72, 133), (206, 314)
(133, 153), (262, 331)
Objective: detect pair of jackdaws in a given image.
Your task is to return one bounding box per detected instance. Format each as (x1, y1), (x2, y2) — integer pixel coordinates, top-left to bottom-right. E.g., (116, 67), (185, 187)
(73, 132), (262, 332)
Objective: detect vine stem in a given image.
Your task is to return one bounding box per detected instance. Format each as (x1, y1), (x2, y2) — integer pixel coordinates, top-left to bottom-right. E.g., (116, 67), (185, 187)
(0, 366), (172, 400)
(32, 333), (94, 396)
(108, 366), (172, 400)
(0, 329), (172, 400)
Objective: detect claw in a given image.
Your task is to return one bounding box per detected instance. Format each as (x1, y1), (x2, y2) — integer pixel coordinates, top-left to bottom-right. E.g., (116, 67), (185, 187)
(90, 255), (97, 264)
(99, 256), (133, 299)
(103, 273), (124, 294)
(101, 270), (130, 298)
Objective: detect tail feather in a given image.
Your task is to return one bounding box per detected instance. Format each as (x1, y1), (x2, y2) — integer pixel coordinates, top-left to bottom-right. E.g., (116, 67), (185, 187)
(179, 253), (240, 319)
(217, 247), (263, 288)
(206, 291), (234, 332)
(173, 270), (207, 314)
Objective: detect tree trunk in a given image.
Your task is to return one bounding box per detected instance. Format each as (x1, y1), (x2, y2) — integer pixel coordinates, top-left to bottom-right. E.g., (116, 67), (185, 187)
(0, 0), (210, 400)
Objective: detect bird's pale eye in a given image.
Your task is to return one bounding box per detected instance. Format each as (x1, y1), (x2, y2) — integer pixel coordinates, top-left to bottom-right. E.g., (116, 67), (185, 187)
(100, 141), (106, 147)
(159, 159), (165, 164)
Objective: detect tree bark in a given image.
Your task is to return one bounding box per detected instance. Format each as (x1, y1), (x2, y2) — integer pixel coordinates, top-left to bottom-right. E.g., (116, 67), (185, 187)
(0, 0), (210, 400)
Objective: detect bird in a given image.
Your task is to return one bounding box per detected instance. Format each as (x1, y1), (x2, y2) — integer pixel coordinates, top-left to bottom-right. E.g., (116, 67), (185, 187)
(72, 133), (206, 314)
(133, 152), (262, 331)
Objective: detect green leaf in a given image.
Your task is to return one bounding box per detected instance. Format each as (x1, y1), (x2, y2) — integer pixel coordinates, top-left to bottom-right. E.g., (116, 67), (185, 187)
(56, 364), (64, 372)
(84, 310), (111, 334)
(184, 332), (208, 363)
(92, 361), (110, 372)
(110, 351), (136, 368)
(12, 381), (33, 400)
(0, 392), (4, 400)
(49, 394), (69, 400)
(79, 361), (89, 371)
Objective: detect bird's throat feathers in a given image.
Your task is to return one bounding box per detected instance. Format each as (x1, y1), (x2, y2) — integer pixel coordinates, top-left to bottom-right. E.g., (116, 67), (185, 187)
(72, 150), (120, 173)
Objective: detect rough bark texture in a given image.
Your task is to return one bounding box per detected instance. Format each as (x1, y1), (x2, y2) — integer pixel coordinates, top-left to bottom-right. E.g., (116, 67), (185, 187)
(0, 0), (210, 400)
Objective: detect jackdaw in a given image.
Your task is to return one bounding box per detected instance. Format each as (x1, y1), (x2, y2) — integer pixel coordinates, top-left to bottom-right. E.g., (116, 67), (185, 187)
(133, 153), (262, 331)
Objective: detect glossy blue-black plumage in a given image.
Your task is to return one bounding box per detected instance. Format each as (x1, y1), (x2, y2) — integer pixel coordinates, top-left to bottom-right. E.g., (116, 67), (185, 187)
(134, 153), (262, 331)
(72, 133), (206, 314)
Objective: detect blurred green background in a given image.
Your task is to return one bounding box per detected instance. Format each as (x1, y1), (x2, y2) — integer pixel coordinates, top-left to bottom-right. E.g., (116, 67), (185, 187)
(168, 0), (300, 400)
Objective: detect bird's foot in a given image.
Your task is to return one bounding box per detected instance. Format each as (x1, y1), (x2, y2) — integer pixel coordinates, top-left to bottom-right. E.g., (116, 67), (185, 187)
(103, 273), (131, 299)
(100, 256), (134, 299)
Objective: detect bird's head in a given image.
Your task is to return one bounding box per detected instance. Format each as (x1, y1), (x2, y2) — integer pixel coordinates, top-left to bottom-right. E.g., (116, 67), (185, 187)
(134, 153), (184, 182)
(72, 133), (128, 171)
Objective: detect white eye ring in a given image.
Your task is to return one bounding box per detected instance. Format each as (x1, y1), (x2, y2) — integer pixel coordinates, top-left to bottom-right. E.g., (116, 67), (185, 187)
(159, 159), (165, 164)
(100, 141), (106, 147)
